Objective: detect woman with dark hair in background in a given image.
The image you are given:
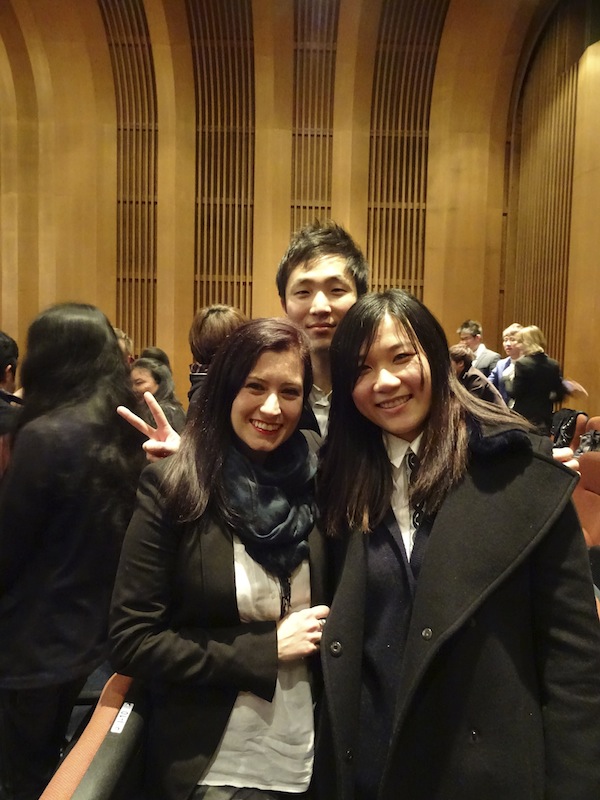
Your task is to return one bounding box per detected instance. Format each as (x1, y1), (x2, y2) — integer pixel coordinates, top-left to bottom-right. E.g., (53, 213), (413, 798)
(314, 290), (600, 800)
(188, 304), (248, 408)
(0, 303), (144, 800)
(140, 345), (172, 372)
(110, 318), (329, 800)
(131, 356), (186, 433)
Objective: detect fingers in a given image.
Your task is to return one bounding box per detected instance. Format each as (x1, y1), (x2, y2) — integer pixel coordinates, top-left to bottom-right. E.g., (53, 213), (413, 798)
(276, 605), (331, 662)
(117, 405), (155, 438)
(142, 392), (172, 438)
(143, 438), (180, 462)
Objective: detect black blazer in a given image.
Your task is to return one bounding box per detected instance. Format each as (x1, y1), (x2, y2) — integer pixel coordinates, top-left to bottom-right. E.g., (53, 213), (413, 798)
(314, 432), (600, 800)
(0, 410), (135, 688)
(510, 352), (566, 434)
(110, 461), (329, 800)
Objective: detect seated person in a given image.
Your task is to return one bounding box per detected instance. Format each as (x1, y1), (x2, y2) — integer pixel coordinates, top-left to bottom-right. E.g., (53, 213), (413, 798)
(449, 344), (506, 407)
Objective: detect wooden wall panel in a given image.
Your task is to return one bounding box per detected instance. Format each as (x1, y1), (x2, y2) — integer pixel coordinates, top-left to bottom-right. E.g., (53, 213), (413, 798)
(368, 0), (449, 298)
(0, 0), (117, 347)
(564, 40), (600, 412)
(144, 0), (195, 397)
(187, 0), (255, 317)
(504, 0), (587, 365)
(290, 0), (339, 230)
(329, 0), (381, 250)
(0, 1), (40, 339)
(251, 0), (293, 317)
(98, 0), (158, 356)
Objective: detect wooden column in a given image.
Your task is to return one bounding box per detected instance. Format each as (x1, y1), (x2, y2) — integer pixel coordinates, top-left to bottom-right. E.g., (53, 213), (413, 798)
(424, 0), (547, 350)
(144, 0), (196, 401)
(564, 41), (600, 413)
(251, 0), (294, 317)
(330, 0), (382, 253)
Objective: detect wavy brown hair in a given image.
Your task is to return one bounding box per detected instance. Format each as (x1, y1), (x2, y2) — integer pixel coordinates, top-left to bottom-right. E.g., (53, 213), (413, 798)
(162, 318), (313, 524)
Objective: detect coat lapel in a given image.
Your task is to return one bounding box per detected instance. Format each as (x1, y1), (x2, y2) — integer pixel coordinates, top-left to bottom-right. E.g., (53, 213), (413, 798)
(393, 449), (577, 730)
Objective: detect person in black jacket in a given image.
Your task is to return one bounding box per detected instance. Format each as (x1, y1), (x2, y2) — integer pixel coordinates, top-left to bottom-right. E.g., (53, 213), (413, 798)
(315, 290), (600, 800)
(507, 325), (566, 435)
(110, 319), (329, 800)
(0, 304), (144, 800)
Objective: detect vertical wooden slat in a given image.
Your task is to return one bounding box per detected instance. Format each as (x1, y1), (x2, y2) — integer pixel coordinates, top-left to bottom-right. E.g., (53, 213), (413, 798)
(186, 0), (254, 316)
(505, 0), (586, 364)
(98, 0), (158, 354)
(291, 0), (338, 231)
(367, 0), (448, 297)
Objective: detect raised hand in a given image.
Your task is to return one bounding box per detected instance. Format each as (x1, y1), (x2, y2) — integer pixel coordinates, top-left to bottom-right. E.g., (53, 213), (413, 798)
(117, 391), (181, 461)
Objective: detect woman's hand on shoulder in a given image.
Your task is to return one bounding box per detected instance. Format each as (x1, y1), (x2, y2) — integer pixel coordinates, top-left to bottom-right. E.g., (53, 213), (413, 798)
(117, 391), (182, 461)
(277, 604), (330, 662)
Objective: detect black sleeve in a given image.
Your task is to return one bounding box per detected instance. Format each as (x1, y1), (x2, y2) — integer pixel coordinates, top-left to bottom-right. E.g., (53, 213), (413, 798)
(109, 465), (279, 701)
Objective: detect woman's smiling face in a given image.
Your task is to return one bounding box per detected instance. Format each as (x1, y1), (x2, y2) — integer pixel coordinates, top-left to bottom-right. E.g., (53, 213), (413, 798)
(230, 348), (305, 463)
(351, 314), (432, 442)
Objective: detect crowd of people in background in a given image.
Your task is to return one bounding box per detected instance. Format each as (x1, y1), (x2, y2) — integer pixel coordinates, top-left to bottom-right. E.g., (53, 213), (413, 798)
(0, 220), (599, 800)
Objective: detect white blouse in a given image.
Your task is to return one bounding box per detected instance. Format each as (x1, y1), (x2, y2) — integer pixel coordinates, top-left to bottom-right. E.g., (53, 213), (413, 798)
(199, 536), (313, 792)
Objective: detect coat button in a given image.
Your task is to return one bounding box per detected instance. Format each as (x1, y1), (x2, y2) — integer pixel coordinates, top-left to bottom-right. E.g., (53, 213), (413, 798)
(421, 627), (433, 640)
(470, 729), (480, 743)
(329, 640), (343, 657)
(344, 749), (354, 762)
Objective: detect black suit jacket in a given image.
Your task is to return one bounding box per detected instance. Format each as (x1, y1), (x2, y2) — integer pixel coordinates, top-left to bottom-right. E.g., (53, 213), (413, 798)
(511, 352), (566, 434)
(314, 431), (600, 800)
(110, 461), (329, 800)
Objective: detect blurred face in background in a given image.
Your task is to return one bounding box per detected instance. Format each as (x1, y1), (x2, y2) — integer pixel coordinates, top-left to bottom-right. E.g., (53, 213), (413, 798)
(131, 367), (159, 400)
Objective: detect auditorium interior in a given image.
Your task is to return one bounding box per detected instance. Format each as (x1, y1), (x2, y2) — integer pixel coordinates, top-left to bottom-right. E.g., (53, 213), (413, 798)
(0, 0), (599, 408)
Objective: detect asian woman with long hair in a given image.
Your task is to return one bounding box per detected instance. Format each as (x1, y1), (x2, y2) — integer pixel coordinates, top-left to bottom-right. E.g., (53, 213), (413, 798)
(314, 290), (600, 800)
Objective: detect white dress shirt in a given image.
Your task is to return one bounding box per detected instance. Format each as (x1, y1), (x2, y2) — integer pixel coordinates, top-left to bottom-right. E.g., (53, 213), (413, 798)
(383, 431), (423, 559)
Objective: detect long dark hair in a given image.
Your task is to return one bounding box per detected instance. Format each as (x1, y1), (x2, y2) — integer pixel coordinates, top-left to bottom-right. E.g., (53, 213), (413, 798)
(162, 317), (312, 523)
(17, 303), (144, 532)
(317, 290), (528, 536)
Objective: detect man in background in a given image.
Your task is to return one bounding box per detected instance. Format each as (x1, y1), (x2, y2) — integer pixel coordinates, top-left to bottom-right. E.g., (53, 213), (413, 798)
(276, 220), (369, 435)
(457, 319), (500, 377)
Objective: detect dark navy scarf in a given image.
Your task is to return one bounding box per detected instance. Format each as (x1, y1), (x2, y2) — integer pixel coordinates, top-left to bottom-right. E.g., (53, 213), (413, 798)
(222, 431), (316, 614)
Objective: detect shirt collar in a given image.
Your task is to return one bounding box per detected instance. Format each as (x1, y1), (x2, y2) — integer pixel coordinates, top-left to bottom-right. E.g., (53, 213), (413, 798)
(309, 384), (332, 404)
(383, 431), (423, 469)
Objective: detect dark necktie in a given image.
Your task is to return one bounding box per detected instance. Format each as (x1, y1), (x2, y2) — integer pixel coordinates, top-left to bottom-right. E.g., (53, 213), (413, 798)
(406, 448), (429, 579)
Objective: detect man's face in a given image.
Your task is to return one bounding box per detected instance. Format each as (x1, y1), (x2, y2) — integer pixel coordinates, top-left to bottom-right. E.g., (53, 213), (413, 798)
(458, 331), (480, 353)
(282, 255), (358, 354)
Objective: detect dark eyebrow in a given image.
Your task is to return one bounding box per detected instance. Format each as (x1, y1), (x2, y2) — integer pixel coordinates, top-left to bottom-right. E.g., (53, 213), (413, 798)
(289, 273), (354, 289)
